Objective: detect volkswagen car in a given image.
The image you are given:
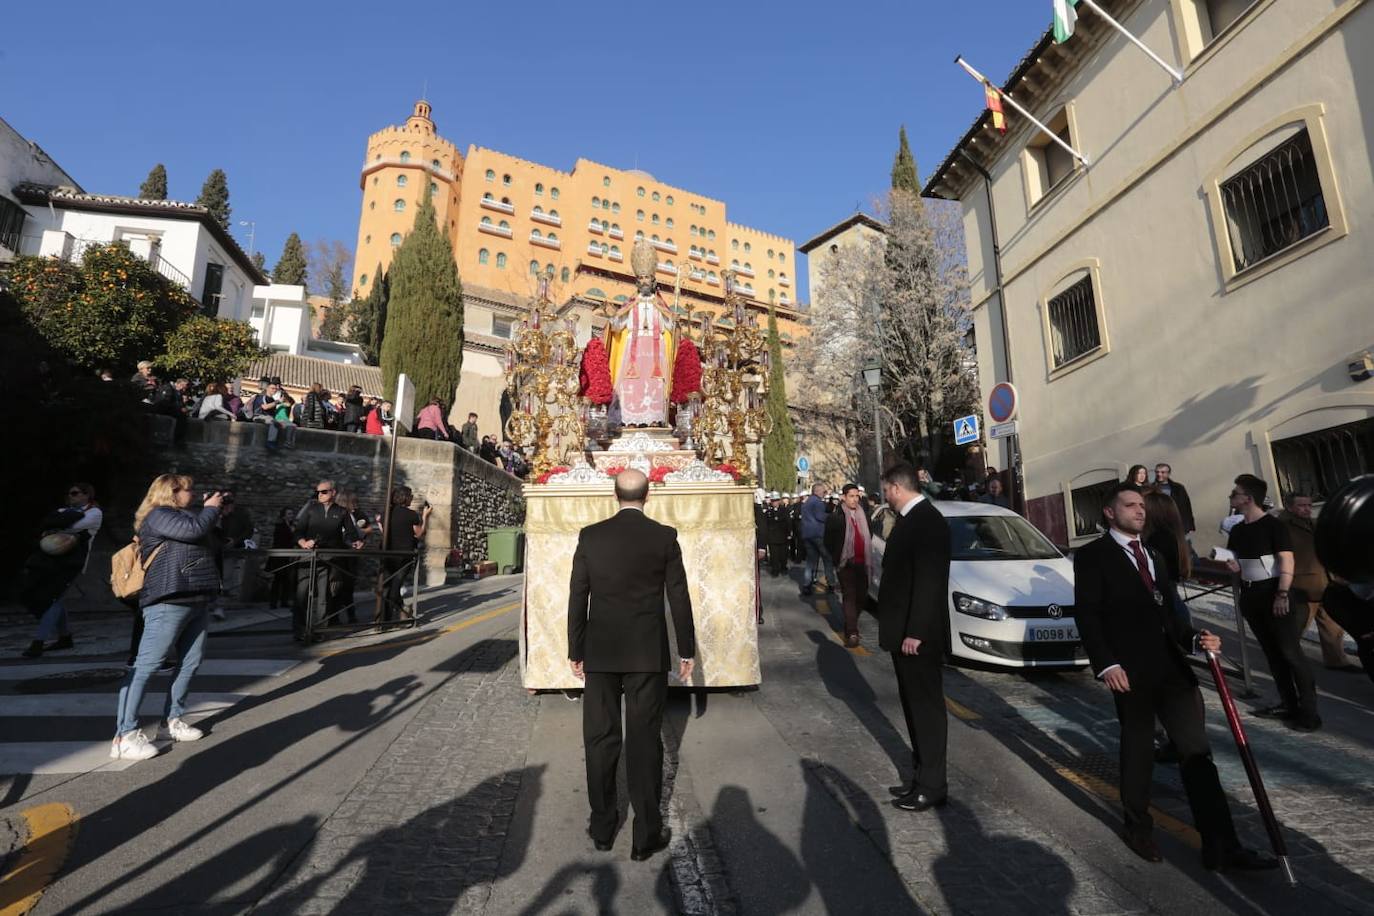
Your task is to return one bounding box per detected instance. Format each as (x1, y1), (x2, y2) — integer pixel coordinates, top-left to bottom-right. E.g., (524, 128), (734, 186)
(867, 500), (1087, 669)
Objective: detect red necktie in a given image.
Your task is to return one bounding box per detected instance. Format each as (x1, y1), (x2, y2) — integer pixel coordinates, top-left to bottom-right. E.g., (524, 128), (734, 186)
(1129, 540), (1156, 593)
(851, 517), (864, 564)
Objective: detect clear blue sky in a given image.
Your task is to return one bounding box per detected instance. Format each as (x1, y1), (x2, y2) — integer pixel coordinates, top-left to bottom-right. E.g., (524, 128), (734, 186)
(2, 0), (1047, 300)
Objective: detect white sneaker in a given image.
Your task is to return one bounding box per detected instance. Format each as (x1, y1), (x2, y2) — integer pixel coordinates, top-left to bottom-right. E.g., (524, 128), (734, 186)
(159, 718), (204, 742)
(111, 730), (159, 761)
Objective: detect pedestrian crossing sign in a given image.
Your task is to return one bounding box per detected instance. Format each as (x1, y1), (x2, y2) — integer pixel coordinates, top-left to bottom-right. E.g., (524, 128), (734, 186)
(953, 414), (980, 445)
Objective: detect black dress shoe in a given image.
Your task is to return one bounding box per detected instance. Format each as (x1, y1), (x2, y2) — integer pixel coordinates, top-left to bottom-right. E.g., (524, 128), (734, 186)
(1251, 703), (1295, 719)
(631, 829), (671, 861)
(1285, 715), (1322, 732)
(21, 640), (43, 659)
(586, 828), (613, 852)
(47, 635), (75, 651)
(888, 781), (914, 798)
(1122, 832), (1162, 863)
(1203, 846), (1278, 872)
(892, 790), (947, 812)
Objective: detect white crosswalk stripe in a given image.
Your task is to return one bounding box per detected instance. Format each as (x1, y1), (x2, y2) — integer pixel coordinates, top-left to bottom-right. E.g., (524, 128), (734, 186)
(0, 657), (299, 775)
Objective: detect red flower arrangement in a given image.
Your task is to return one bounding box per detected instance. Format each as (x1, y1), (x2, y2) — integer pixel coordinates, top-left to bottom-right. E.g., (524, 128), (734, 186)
(670, 341), (703, 405)
(603, 465), (627, 478)
(535, 466), (570, 485)
(714, 464), (742, 480)
(648, 465), (673, 484)
(580, 337), (613, 406)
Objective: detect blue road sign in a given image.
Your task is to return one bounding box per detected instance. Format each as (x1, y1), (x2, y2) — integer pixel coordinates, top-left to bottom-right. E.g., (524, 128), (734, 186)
(797, 456), (811, 472)
(953, 414), (980, 446)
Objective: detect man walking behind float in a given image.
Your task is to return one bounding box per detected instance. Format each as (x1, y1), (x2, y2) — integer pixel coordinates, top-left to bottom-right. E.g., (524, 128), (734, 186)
(877, 463), (953, 813)
(568, 469), (696, 861)
(1075, 483), (1275, 872)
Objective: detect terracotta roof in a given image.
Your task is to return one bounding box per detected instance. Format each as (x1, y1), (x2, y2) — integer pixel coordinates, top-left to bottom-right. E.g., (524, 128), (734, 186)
(798, 213), (886, 253)
(243, 353), (383, 398)
(12, 182), (268, 284)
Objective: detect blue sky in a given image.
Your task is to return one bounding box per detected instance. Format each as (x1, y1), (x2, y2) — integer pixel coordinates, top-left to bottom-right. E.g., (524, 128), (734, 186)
(2, 0), (1047, 300)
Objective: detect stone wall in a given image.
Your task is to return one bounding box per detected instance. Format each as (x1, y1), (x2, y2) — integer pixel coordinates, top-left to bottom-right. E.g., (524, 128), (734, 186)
(146, 418), (524, 584)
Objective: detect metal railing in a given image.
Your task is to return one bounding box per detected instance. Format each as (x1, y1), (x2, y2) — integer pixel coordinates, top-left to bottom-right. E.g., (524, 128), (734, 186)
(1180, 559), (1255, 696)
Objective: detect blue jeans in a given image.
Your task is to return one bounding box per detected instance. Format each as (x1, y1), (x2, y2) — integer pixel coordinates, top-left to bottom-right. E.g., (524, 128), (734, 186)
(803, 537), (836, 589)
(115, 602), (209, 736)
(35, 598), (70, 642)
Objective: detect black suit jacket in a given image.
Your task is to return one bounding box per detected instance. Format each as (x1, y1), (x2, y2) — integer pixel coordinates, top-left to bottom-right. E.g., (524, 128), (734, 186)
(1167, 481), (1196, 533)
(1073, 533), (1198, 687)
(568, 508), (696, 673)
(876, 498), (951, 656)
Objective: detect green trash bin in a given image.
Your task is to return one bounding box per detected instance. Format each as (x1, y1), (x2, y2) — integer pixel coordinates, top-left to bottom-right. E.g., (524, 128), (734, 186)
(485, 527), (525, 575)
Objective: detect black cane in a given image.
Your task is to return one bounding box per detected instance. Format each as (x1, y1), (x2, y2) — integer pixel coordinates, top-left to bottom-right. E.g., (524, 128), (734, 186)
(1207, 650), (1297, 886)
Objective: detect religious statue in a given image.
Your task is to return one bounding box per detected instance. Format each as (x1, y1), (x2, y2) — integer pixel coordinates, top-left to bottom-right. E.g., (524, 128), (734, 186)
(605, 239), (676, 427)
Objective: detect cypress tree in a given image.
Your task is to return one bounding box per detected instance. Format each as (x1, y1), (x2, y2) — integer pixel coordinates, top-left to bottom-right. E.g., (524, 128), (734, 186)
(196, 169), (232, 229)
(138, 164), (168, 201)
(761, 304), (797, 490)
(250, 251), (266, 273)
(891, 125), (920, 193)
(346, 263), (388, 365)
(272, 233), (308, 287)
(380, 187), (463, 412)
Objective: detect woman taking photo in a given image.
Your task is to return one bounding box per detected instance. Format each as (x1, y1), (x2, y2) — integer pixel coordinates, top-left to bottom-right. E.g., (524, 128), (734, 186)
(111, 474), (223, 762)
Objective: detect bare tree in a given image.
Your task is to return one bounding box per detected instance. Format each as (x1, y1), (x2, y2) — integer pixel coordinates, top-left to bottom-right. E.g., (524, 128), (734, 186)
(791, 189), (977, 475)
(309, 240), (353, 340)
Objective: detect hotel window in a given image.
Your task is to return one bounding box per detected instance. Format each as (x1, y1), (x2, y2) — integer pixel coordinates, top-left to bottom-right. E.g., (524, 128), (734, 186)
(666, 238), (674, 247)
(483, 192), (494, 201)
(399, 151), (411, 162)
(1219, 128), (1328, 274)
(372, 177), (378, 186)
(1023, 107), (1079, 205)
(390, 232), (402, 246)
(610, 245), (620, 255)
(431, 158), (441, 169)
(548, 232), (558, 241)
(532, 229), (543, 239)
(637, 187), (645, 197)
(550, 187), (560, 199)
(731, 259), (739, 268)
(479, 248), (490, 264)
(732, 240), (739, 250)
(1047, 274), (1102, 369)
(708, 249), (715, 258)
(550, 209), (559, 219)
(430, 181), (438, 194)
(501, 197), (511, 205)
(665, 218), (674, 228)
(611, 222), (619, 232)
(744, 261), (752, 271)
(600, 242), (609, 254)
(496, 253), (507, 268)
(652, 191), (660, 202)
(652, 234), (660, 242)
(603, 176), (611, 187)
(1070, 478), (1118, 538)
(636, 210), (645, 221)
(359, 274), (368, 287)
(499, 220), (510, 230)
(535, 183), (544, 196)
(635, 230), (645, 240)
(492, 316), (514, 339)
(369, 201), (375, 210)
(365, 234), (371, 244)
(652, 214), (660, 225)
(533, 206), (544, 215)
(394, 199), (406, 212)
(600, 219), (609, 230)
(601, 200), (610, 211)
(707, 229), (715, 240)
(592, 196), (601, 208)
(503, 174), (512, 186)
(545, 262), (555, 275)
(666, 196), (674, 205)
(561, 267), (570, 282)
(481, 216), (492, 225)
(611, 202), (620, 213)
(768, 269), (775, 278)
(744, 242), (751, 252)
(485, 169), (495, 182)
(769, 288), (776, 301)
(529, 260), (540, 275)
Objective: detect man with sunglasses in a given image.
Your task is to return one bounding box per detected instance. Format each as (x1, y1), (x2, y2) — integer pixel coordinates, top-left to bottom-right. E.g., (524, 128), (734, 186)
(291, 481), (363, 641)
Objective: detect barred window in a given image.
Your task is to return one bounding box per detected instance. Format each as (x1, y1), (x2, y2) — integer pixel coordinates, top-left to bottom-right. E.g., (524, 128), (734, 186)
(1220, 129), (1328, 273)
(1047, 275), (1101, 369)
(1273, 417), (1374, 504)
(1070, 479), (1118, 539)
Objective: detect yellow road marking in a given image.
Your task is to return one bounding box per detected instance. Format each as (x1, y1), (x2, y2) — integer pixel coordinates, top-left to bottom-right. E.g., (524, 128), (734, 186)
(0, 803), (78, 916)
(944, 697), (981, 721)
(810, 598), (872, 655)
(320, 602), (520, 657)
(1050, 762), (1201, 849)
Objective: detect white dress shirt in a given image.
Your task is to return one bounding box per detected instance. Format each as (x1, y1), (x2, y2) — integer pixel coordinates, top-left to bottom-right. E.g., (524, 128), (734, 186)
(897, 493), (924, 517)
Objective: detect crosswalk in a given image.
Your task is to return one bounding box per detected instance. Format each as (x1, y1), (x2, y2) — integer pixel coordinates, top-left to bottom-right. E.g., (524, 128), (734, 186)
(0, 658), (298, 774)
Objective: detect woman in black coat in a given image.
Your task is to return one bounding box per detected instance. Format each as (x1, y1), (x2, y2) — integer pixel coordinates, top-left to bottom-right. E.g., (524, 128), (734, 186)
(111, 474), (223, 762)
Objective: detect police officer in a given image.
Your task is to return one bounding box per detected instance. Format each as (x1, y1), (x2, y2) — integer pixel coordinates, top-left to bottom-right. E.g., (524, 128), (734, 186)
(764, 492), (792, 577)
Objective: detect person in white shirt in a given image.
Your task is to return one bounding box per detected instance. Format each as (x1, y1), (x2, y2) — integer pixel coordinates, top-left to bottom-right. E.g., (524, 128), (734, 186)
(22, 483), (103, 658)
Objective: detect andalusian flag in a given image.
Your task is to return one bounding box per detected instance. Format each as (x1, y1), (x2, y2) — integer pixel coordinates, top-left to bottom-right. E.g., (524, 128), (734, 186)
(1053, 0), (1080, 43)
(985, 84), (1006, 133)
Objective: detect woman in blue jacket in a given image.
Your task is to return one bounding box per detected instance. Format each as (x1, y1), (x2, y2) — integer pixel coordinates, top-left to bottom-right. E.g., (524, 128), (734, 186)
(112, 474), (223, 762)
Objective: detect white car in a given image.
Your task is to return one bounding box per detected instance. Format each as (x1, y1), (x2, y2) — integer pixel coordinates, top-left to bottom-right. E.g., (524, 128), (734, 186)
(867, 500), (1087, 669)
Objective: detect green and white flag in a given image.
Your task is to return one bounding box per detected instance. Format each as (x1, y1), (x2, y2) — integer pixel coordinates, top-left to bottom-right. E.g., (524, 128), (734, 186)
(1053, 0), (1080, 43)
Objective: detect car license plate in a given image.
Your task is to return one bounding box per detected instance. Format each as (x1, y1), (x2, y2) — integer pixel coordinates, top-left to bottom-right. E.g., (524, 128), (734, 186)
(1028, 625), (1078, 642)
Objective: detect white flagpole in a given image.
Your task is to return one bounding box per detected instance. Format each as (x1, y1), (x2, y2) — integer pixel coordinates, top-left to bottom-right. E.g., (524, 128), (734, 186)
(955, 56), (1091, 166)
(1077, 0), (1184, 84)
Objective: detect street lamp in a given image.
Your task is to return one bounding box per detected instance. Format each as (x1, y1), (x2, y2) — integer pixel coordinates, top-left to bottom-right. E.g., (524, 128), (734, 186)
(862, 359), (883, 487)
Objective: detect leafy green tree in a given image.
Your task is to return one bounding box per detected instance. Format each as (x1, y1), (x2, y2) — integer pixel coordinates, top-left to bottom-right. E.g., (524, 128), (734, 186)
(157, 315), (267, 382)
(272, 232), (308, 286)
(6, 244), (196, 372)
(250, 251), (266, 273)
(346, 264), (388, 365)
(138, 164), (168, 201)
(762, 304), (797, 490)
(196, 168), (232, 229)
(380, 187), (463, 411)
(891, 125), (920, 193)
(318, 304), (347, 341)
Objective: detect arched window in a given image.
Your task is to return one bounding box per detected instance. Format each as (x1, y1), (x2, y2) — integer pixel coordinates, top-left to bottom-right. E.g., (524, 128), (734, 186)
(744, 262), (752, 270)
(481, 215), (492, 225)
(768, 269), (775, 278)
(369, 201), (375, 210)
(600, 219), (609, 230)
(499, 220), (510, 230)
(603, 176), (611, 187)
(767, 248), (774, 258)
(744, 242), (752, 252)
(364, 234), (371, 244)
(636, 210), (645, 221)
(496, 252), (507, 268)
(707, 229), (715, 240)
(502, 174), (512, 186)
(731, 259), (739, 268)
(545, 262), (555, 275)
(547, 232), (558, 241)
(535, 183), (544, 196)
(709, 271), (717, 281)
(652, 214), (660, 225)
(399, 151), (411, 162)
(429, 181), (438, 194)
(394, 199), (406, 212)
(501, 196), (511, 205)
(769, 289), (776, 301)
(652, 191), (661, 202)
(601, 199), (610, 210)
(732, 240), (739, 250)
(610, 245), (620, 255)
(529, 260), (540, 275)
(614, 294), (629, 303)
(485, 169), (495, 182)
(479, 249), (489, 264)
(390, 232), (402, 246)
(665, 217), (674, 228)
(635, 230), (644, 240)
(533, 205), (544, 215)
(708, 249), (715, 258)
(550, 209), (559, 219)
(550, 187), (560, 199)
(666, 195), (674, 205)
(637, 187), (645, 197)
(611, 223), (620, 232)
(396, 174), (409, 187)
(592, 196), (601, 208)
(359, 273), (369, 286)
(372, 177), (379, 186)
(431, 158), (441, 169)
(611, 202), (620, 213)
(483, 192), (494, 201)
(652, 234), (660, 242)
(600, 242), (609, 254)
(666, 238), (674, 247)
(586, 287), (607, 300)
(561, 267), (570, 282)
(532, 229), (543, 239)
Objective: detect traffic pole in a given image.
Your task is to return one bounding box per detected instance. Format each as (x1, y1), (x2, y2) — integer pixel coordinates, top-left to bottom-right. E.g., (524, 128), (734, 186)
(1206, 650), (1297, 886)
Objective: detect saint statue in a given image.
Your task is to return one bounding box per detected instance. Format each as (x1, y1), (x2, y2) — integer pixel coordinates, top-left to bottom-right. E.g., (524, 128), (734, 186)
(606, 239), (675, 427)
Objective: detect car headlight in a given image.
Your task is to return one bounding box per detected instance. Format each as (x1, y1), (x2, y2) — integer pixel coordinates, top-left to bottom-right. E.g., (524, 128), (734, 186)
(953, 592), (1008, 621)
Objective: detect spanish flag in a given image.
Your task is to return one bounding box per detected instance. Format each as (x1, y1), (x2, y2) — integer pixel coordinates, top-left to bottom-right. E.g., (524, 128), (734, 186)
(985, 84), (1007, 133)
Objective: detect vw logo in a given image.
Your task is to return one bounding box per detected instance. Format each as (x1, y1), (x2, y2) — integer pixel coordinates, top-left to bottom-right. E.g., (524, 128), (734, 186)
(1047, 604), (1063, 619)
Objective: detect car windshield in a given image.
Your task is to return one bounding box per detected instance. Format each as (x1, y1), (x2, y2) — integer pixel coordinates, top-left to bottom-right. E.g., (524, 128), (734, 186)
(948, 515), (1062, 561)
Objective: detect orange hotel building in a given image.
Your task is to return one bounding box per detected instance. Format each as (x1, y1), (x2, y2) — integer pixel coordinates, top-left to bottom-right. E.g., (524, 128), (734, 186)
(350, 101), (808, 439)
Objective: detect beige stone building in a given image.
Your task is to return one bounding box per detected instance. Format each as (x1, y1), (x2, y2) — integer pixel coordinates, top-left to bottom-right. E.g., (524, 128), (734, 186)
(924, 0), (1374, 549)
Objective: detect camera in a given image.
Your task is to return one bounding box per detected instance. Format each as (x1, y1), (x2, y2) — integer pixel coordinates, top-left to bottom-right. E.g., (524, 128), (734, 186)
(1315, 474), (1374, 584)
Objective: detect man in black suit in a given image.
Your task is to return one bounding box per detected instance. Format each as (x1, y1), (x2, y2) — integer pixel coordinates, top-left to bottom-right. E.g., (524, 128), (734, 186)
(568, 469), (696, 861)
(1075, 483), (1276, 872)
(877, 463), (953, 813)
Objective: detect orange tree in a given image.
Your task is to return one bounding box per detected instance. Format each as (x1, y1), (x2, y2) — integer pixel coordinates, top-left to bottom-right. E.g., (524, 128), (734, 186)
(158, 315), (266, 383)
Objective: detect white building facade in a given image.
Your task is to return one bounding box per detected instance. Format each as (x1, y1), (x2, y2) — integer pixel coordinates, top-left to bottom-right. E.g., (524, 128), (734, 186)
(924, 0), (1374, 550)
(0, 116), (81, 261)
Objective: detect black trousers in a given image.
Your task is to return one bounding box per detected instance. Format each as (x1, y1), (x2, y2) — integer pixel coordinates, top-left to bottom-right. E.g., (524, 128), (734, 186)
(1113, 679), (1239, 857)
(1241, 581), (1318, 718)
(294, 559), (346, 635)
(767, 541), (789, 576)
(891, 652), (948, 798)
(583, 670), (666, 848)
(381, 558), (415, 622)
